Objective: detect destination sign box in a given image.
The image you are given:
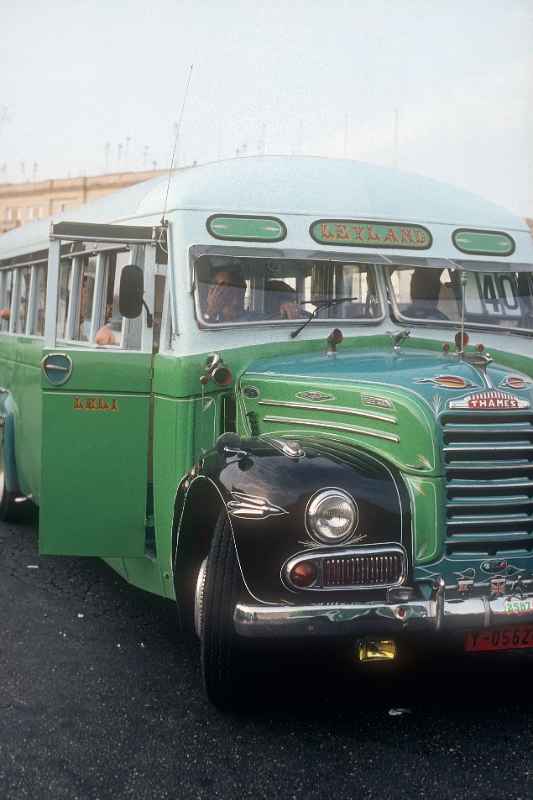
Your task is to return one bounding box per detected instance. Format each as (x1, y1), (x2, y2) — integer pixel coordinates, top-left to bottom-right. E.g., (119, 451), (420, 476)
(310, 220), (432, 249)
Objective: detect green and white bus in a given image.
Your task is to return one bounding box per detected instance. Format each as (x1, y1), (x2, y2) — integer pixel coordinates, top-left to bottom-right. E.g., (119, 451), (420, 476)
(1, 156), (533, 708)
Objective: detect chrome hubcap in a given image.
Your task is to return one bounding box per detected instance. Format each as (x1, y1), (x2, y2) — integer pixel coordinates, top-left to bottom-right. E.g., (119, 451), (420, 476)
(194, 558), (208, 638)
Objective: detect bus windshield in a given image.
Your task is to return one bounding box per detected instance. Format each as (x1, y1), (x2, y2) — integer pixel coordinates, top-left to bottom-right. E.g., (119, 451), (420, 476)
(388, 266), (533, 335)
(194, 254), (383, 327)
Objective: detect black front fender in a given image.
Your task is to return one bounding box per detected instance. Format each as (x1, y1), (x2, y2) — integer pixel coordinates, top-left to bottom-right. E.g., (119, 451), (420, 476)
(174, 435), (411, 608)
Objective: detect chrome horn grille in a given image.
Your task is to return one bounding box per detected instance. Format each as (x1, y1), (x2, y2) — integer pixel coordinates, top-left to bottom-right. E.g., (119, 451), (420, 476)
(284, 545), (407, 591)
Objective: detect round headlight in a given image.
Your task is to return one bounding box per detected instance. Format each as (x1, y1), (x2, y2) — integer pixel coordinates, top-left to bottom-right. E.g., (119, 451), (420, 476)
(306, 489), (358, 544)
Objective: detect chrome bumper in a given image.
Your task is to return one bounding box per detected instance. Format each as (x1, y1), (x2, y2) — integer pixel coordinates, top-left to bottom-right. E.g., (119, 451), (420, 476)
(234, 590), (533, 638)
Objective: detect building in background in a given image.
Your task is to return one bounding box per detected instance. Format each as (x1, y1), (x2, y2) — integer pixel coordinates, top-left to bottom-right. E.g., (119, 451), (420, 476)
(0, 169), (167, 235)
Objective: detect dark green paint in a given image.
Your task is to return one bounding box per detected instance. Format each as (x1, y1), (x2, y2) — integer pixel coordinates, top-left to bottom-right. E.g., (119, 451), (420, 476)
(452, 228), (515, 256)
(207, 214), (286, 242)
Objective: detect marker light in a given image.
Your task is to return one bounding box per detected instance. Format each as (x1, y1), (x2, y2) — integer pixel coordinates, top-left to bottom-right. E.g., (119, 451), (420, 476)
(455, 331), (469, 350)
(289, 561), (318, 588)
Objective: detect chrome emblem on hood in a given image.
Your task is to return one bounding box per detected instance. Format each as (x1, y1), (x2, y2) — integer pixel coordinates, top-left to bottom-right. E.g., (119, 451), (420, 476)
(499, 375), (531, 391)
(295, 391), (335, 402)
(417, 375), (473, 390)
(361, 394), (393, 409)
(449, 390), (531, 410)
(227, 491), (289, 520)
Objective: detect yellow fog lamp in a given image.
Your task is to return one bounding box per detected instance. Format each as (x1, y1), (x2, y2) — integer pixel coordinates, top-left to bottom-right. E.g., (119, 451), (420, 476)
(306, 489), (358, 545)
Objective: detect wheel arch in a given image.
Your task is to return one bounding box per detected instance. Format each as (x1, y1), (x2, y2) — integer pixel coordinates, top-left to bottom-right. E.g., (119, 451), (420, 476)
(172, 475), (226, 632)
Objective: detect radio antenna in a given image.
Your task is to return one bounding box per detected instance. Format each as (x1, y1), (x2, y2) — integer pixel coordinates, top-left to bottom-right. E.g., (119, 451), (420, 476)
(458, 270), (467, 358)
(161, 64), (194, 225)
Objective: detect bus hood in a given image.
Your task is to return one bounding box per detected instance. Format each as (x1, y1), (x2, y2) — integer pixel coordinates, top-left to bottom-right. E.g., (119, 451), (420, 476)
(240, 347), (533, 477)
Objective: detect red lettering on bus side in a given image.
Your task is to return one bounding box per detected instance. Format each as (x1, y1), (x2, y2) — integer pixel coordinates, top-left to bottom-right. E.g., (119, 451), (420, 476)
(366, 225), (380, 242)
(352, 226), (365, 241)
(415, 229), (427, 244)
(320, 223), (335, 240)
(383, 227), (400, 243)
(401, 228), (413, 243)
(335, 224), (349, 240)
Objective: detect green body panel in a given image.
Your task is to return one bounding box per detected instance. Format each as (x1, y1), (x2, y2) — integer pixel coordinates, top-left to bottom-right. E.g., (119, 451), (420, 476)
(40, 349), (153, 393)
(403, 475), (446, 564)
(104, 555), (167, 597)
(40, 348), (152, 558)
(0, 338), (44, 500)
(13, 341), (43, 499)
(1, 328), (532, 600)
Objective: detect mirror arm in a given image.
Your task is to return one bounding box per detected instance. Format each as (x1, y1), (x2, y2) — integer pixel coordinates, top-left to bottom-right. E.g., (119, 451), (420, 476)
(142, 300), (153, 328)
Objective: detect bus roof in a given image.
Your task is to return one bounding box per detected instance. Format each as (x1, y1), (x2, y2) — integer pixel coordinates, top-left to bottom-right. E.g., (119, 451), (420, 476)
(0, 155), (530, 260)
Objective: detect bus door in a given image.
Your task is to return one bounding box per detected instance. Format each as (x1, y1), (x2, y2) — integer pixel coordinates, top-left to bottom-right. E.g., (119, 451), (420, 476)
(39, 221), (163, 557)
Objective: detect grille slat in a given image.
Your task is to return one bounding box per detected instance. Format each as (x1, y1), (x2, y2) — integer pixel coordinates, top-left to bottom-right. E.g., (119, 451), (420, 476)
(447, 496), (533, 508)
(442, 410), (533, 555)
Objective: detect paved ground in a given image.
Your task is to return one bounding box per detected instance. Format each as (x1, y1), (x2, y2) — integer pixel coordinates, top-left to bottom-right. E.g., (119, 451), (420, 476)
(1, 515), (533, 800)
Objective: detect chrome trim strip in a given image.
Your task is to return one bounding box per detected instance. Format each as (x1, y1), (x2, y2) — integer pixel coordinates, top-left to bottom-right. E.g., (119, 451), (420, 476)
(258, 399), (397, 424)
(448, 515), (533, 526)
(444, 445), (533, 453)
(448, 480), (533, 490)
(262, 415), (400, 443)
(44, 363), (70, 372)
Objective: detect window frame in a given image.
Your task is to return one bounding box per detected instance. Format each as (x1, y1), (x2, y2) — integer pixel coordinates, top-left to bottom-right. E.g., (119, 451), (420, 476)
(189, 245), (386, 332)
(385, 265), (533, 338)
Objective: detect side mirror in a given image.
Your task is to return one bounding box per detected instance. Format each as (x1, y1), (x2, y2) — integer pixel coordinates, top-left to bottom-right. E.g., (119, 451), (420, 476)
(119, 265), (144, 319)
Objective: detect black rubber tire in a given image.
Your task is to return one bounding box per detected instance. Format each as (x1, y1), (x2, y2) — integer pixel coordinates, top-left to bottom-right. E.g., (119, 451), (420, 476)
(0, 436), (19, 523)
(200, 512), (248, 711)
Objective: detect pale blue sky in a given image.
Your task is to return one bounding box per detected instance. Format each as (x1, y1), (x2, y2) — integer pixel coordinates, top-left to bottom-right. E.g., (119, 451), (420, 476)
(2, 0), (532, 216)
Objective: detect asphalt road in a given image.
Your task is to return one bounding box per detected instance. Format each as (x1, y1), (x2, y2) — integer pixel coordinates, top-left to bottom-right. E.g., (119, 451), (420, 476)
(1, 515), (533, 800)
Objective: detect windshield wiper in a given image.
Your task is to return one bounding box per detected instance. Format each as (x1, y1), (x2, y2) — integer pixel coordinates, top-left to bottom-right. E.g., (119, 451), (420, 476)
(290, 297), (358, 339)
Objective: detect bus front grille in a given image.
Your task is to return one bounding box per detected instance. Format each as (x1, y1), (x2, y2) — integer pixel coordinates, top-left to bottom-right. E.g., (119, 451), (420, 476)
(441, 411), (533, 555)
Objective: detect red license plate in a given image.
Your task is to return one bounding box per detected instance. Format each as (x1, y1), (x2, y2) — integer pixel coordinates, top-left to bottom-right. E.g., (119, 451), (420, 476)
(465, 625), (533, 652)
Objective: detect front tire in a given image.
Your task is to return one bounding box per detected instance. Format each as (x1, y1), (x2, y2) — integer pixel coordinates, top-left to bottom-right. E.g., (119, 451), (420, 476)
(200, 512), (248, 711)
(0, 432), (19, 522)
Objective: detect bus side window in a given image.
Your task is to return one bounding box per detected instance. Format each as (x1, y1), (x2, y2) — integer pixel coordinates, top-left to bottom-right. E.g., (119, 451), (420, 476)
(32, 267), (47, 336)
(0, 269), (13, 331)
(95, 252), (128, 348)
(56, 260), (72, 340)
(15, 267), (31, 334)
(74, 256), (97, 342)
